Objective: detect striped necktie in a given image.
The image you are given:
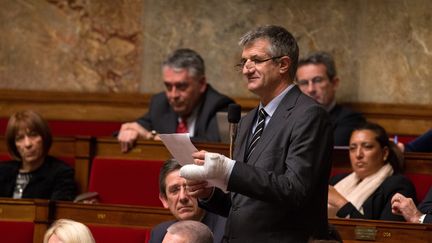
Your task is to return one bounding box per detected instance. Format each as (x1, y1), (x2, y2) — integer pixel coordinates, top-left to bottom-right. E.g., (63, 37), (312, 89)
(245, 108), (267, 161)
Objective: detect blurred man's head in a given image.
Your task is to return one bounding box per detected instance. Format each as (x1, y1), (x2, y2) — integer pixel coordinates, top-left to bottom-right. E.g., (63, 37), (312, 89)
(159, 159), (204, 221)
(296, 52), (339, 109)
(162, 49), (207, 119)
(162, 220), (213, 243)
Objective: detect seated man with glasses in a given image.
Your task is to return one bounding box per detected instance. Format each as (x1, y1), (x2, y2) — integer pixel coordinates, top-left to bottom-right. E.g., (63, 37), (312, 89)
(295, 51), (365, 146)
(117, 48), (234, 152)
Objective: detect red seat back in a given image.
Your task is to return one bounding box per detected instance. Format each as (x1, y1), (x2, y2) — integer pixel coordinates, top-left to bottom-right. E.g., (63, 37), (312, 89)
(0, 221), (34, 243)
(405, 173), (432, 203)
(89, 225), (150, 243)
(88, 158), (164, 206)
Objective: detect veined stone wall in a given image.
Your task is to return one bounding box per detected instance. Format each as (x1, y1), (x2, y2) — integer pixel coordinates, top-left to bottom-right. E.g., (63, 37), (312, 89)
(1, 0), (431, 104)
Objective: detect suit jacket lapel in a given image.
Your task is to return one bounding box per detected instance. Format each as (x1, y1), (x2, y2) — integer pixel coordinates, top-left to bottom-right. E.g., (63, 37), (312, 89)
(247, 86), (301, 166)
(234, 107), (258, 163)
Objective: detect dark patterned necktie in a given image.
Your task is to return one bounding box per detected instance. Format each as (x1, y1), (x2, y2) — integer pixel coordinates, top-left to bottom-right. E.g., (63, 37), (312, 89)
(176, 119), (188, 133)
(245, 108), (267, 161)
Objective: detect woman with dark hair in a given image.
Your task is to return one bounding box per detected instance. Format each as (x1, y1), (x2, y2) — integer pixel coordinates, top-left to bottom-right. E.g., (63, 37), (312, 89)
(0, 110), (76, 200)
(328, 122), (416, 221)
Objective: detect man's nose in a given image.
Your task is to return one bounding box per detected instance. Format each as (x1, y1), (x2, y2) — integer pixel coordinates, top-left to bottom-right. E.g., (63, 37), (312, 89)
(306, 81), (316, 94)
(179, 186), (189, 201)
(355, 147), (363, 158)
(23, 136), (32, 147)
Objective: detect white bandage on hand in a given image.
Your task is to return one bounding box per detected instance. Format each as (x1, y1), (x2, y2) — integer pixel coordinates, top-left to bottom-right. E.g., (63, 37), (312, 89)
(180, 152), (235, 192)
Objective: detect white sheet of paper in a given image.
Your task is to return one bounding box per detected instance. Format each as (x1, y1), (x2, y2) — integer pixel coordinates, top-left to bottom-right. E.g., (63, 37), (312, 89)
(159, 133), (198, 165)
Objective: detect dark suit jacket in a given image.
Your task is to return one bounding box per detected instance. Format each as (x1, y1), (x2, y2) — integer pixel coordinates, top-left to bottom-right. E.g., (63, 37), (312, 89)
(136, 85), (234, 142)
(405, 129), (432, 152)
(330, 172), (416, 221)
(329, 104), (366, 146)
(0, 156), (77, 201)
(148, 212), (226, 243)
(418, 188), (432, 223)
(202, 86), (334, 242)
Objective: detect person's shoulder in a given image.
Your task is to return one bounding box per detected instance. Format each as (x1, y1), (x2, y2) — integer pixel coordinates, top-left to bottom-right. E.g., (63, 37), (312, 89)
(331, 104), (365, 120)
(43, 156), (74, 171)
(151, 220), (176, 233)
(382, 173), (413, 186)
(0, 160), (20, 171)
(205, 85), (234, 103)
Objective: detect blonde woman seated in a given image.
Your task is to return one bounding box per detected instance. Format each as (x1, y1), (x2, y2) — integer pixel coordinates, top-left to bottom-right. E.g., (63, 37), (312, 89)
(328, 122), (416, 221)
(44, 219), (95, 243)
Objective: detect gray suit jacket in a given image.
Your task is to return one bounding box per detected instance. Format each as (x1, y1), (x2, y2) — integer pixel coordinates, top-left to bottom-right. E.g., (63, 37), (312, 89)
(202, 86), (333, 242)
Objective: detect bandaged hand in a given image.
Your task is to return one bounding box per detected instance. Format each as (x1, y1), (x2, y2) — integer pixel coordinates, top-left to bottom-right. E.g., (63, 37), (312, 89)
(180, 152), (235, 192)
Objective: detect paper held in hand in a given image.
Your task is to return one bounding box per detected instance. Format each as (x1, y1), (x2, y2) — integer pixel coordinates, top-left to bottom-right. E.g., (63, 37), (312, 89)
(159, 133), (198, 165)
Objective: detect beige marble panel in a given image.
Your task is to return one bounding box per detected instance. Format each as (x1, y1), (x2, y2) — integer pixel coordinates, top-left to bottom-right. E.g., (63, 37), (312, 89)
(0, 0), (431, 105)
(0, 0), (143, 92)
(141, 0), (432, 104)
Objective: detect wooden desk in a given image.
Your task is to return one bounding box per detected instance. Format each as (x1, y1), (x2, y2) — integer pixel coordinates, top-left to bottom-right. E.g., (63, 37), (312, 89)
(53, 201), (174, 228)
(0, 198), (50, 243)
(330, 218), (432, 243)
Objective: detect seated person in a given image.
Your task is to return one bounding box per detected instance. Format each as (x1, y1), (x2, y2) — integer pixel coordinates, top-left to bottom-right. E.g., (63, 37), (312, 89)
(162, 220), (213, 243)
(399, 129), (432, 152)
(150, 159), (226, 243)
(44, 219), (95, 243)
(0, 110), (77, 201)
(328, 122), (416, 221)
(391, 188), (432, 223)
(296, 51), (366, 146)
(117, 48), (234, 152)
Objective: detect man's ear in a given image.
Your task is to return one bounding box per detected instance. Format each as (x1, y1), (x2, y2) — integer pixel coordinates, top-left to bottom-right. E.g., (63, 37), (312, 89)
(159, 193), (169, 209)
(279, 56), (291, 74)
(331, 77), (340, 89)
(199, 76), (207, 93)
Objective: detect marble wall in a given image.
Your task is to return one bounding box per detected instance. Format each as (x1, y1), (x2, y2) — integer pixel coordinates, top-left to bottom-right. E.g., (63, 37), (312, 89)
(0, 0), (431, 104)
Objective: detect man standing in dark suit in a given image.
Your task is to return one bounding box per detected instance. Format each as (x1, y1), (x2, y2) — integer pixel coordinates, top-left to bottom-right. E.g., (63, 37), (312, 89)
(181, 25), (333, 242)
(296, 51), (366, 146)
(117, 48), (234, 152)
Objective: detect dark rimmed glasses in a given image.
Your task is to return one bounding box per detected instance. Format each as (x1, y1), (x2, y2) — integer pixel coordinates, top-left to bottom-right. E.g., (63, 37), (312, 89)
(235, 55), (284, 72)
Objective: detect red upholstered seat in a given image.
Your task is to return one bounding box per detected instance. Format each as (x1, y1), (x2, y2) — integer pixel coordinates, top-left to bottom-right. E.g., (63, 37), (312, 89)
(88, 158), (164, 206)
(0, 118), (121, 137)
(405, 173), (432, 203)
(0, 153), (11, 162)
(0, 220), (34, 242)
(89, 225), (150, 243)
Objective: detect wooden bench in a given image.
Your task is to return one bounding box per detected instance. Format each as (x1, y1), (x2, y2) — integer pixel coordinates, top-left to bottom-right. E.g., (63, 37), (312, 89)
(52, 201), (175, 243)
(0, 198), (50, 243)
(329, 218), (432, 242)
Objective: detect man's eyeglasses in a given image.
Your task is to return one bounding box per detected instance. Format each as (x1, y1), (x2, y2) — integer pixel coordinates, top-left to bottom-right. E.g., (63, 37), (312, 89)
(235, 55), (284, 72)
(295, 76), (327, 87)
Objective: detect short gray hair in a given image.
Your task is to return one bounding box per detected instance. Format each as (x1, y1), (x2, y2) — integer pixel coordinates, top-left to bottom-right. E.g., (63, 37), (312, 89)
(166, 220), (213, 243)
(162, 48), (205, 78)
(298, 51), (337, 80)
(239, 25), (299, 80)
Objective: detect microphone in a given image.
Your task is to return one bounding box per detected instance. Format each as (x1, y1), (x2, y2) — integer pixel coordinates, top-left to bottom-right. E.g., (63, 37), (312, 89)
(228, 104), (241, 159)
